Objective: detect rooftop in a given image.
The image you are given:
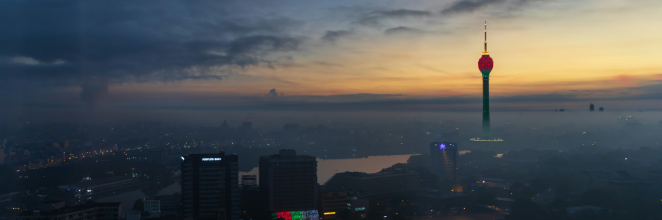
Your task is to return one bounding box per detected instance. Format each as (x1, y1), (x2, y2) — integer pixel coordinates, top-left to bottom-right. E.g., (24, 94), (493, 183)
(18, 202), (121, 217)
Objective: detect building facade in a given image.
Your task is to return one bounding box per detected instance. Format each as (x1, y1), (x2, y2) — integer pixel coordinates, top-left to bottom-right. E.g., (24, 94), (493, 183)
(318, 191), (350, 219)
(181, 152), (239, 220)
(241, 175), (257, 189)
(429, 142), (458, 182)
(259, 149), (318, 212)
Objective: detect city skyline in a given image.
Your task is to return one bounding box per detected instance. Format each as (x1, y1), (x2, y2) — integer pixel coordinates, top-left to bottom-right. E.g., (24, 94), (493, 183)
(3, 1), (662, 220)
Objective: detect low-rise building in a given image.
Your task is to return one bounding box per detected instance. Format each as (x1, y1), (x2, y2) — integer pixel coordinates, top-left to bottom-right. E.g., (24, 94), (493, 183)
(318, 191), (350, 219)
(324, 170), (420, 199)
(16, 202), (121, 220)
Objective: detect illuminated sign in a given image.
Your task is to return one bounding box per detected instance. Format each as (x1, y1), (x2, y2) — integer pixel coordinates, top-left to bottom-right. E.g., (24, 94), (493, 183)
(440, 143), (446, 150)
(355, 207), (365, 211)
(323, 212), (336, 215)
(202, 158), (222, 161)
(273, 210), (318, 220)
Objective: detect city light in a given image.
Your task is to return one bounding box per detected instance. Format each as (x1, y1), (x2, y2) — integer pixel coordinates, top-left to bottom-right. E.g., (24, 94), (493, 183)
(202, 158), (222, 161)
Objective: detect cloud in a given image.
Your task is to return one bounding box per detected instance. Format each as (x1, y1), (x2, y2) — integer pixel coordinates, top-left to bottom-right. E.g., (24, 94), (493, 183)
(384, 26), (423, 35)
(440, 0), (541, 15)
(441, 0), (507, 14)
(0, 0), (305, 110)
(266, 88), (282, 97)
(0, 0), (304, 108)
(321, 29), (353, 42)
(8, 56), (65, 65)
(356, 9), (431, 26)
(610, 74), (637, 87)
(285, 93), (404, 102)
(628, 82), (662, 93)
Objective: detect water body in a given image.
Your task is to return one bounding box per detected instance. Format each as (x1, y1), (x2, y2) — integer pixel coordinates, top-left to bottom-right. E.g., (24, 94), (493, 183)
(97, 154), (416, 215)
(240, 154), (418, 185)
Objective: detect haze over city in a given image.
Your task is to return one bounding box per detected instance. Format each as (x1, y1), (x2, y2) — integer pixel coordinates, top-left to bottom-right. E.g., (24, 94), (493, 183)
(1, 0), (661, 220)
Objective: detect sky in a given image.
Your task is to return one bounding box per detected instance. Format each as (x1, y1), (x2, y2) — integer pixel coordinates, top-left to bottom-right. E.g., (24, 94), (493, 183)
(1, 0), (661, 115)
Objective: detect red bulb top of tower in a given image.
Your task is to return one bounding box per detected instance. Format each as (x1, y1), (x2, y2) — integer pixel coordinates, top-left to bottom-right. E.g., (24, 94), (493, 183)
(478, 55), (493, 77)
(478, 21), (493, 78)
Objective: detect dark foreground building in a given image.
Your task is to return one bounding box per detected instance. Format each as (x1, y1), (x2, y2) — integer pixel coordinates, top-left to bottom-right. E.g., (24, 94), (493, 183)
(181, 152), (239, 220)
(16, 202), (120, 220)
(430, 142), (459, 182)
(260, 149), (318, 213)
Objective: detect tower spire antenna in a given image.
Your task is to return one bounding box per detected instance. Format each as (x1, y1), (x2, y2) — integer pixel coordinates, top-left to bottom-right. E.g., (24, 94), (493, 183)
(484, 21), (488, 54)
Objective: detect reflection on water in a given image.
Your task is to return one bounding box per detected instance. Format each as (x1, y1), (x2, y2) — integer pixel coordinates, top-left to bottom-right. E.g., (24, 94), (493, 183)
(239, 154), (418, 185)
(98, 154), (416, 216)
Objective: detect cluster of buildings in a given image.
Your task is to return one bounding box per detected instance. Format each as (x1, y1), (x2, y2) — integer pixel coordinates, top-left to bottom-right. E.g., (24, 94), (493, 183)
(11, 137), (464, 220)
(178, 149), (375, 220)
(174, 143), (462, 220)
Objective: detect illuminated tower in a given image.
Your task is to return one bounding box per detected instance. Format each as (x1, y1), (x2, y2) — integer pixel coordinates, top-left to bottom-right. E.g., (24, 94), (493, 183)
(429, 142), (458, 182)
(478, 21), (494, 138)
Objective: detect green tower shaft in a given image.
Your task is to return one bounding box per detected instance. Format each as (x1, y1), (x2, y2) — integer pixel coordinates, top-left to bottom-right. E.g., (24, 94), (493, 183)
(482, 77), (490, 137)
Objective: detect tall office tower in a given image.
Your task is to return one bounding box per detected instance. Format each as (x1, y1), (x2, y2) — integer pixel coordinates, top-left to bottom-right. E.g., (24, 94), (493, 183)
(259, 149), (318, 213)
(181, 152), (239, 220)
(478, 21), (494, 138)
(590, 103), (595, 111)
(429, 142), (458, 182)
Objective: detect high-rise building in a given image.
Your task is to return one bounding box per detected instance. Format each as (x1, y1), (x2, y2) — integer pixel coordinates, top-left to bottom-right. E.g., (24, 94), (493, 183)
(429, 142), (458, 182)
(259, 149), (318, 212)
(478, 22), (494, 138)
(181, 152), (239, 220)
(589, 103), (595, 111)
